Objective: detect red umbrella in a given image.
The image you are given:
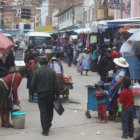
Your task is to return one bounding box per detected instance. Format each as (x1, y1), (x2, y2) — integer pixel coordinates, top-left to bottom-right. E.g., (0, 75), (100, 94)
(0, 33), (14, 53)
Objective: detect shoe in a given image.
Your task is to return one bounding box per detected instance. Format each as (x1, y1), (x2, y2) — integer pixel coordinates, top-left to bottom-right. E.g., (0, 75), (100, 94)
(121, 135), (128, 139)
(49, 124), (52, 129)
(129, 134), (134, 138)
(42, 129), (49, 136)
(4, 123), (14, 128)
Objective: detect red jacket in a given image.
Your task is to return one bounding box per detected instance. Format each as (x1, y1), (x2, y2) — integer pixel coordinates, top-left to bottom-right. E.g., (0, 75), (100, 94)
(119, 89), (134, 109)
(3, 73), (22, 101)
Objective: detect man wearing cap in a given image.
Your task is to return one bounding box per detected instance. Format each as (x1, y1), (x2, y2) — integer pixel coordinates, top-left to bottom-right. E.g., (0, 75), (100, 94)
(32, 57), (59, 136)
(108, 57), (129, 120)
(98, 48), (115, 82)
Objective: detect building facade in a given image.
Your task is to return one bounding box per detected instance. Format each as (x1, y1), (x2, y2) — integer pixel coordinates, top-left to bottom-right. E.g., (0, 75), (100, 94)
(46, 0), (83, 26)
(1, 0), (41, 33)
(83, 0), (114, 28)
(114, 0), (140, 19)
(57, 4), (83, 31)
(52, 8), (59, 31)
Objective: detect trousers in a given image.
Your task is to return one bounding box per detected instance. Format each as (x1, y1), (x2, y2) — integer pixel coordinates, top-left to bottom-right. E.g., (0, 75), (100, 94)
(97, 104), (107, 120)
(38, 93), (55, 131)
(67, 55), (72, 67)
(122, 106), (134, 136)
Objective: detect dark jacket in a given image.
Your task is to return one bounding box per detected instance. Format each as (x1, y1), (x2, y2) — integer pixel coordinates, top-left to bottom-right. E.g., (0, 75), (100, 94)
(4, 53), (15, 70)
(31, 66), (60, 95)
(0, 59), (9, 77)
(98, 56), (115, 75)
(65, 45), (73, 56)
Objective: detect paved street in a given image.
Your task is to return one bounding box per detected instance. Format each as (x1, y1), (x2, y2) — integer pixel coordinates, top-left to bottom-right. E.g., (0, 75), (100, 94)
(0, 63), (139, 140)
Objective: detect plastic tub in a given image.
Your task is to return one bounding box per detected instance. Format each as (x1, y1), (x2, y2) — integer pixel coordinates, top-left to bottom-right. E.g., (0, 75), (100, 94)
(11, 111), (26, 129)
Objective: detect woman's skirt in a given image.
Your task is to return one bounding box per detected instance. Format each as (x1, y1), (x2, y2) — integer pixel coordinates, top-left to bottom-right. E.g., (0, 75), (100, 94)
(0, 81), (12, 110)
(56, 73), (64, 90)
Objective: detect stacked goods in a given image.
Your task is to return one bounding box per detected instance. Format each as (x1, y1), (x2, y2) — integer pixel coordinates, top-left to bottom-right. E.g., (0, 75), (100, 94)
(64, 76), (72, 83)
(132, 87), (140, 97)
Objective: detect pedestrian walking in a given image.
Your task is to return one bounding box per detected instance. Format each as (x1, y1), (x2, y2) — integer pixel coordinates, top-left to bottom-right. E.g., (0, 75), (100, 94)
(119, 78), (134, 139)
(93, 81), (109, 123)
(81, 48), (90, 76)
(0, 67), (28, 128)
(65, 44), (73, 67)
(31, 57), (60, 136)
(26, 52), (38, 102)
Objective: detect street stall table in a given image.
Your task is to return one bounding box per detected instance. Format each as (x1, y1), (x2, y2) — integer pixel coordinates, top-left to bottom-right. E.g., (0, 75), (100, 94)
(85, 85), (112, 118)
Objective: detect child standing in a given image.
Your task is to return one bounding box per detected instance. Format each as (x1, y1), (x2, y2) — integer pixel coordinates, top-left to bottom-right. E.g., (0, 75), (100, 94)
(119, 78), (134, 139)
(94, 81), (109, 123)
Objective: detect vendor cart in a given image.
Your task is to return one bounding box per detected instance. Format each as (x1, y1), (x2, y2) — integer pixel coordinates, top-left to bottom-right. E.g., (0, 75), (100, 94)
(85, 85), (112, 118)
(60, 82), (73, 100)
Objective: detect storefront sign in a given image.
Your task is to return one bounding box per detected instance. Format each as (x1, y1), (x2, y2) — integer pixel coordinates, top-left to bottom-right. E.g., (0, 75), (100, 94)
(35, 26), (53, 32)
(107, 1), (125, 9)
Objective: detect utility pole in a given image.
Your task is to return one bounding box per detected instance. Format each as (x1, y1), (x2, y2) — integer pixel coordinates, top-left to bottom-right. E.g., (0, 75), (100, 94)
(104, 0), (108, 19)
(94, 0), (97, 21)
(72, 0), (74, 28)
(120, 0), (123, 19)
(0, 0), (1, 29)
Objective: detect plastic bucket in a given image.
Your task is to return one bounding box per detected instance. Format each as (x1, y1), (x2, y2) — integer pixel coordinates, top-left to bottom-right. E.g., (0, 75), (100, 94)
(33, 93), (38, 103)
(11, 111), (26, 129)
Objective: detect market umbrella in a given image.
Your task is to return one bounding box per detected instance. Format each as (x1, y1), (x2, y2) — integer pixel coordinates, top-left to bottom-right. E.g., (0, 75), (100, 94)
(0, 33), (14, 53)
(120, 31), (140, 57)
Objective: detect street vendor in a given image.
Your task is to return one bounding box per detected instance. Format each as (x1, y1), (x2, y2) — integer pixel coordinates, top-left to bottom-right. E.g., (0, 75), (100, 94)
(108, 57), (129, 120)
(48, 57), (64, 90)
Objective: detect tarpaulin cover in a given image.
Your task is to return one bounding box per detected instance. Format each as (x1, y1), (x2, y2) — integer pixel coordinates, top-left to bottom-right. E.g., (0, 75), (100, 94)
(0, 33), (14, 52)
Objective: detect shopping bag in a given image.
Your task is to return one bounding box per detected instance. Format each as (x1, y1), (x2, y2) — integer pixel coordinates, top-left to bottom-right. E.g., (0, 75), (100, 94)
(77, 63), (83, 72)
(54, 99), (64, 115)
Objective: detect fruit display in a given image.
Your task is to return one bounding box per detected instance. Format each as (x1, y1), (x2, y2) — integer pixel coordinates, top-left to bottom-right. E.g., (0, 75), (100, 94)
(64, 76), (72, 83)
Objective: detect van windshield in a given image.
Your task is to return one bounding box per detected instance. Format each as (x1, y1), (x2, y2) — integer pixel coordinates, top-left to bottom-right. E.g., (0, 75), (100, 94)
(29, 36), (51, 46)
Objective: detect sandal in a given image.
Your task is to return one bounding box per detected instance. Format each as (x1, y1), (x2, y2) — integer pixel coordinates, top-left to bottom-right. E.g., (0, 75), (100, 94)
(5, 124), (13, 128)
(97, 119), (102, 123)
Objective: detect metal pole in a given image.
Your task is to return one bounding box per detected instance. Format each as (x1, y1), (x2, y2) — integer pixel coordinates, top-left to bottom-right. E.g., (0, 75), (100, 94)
(0, 0), (1, 29)
(72, 0), (74, 28)
(51, 0), (53, 25)
(120, 0), (123, 19)
(94, 0), (97, 21)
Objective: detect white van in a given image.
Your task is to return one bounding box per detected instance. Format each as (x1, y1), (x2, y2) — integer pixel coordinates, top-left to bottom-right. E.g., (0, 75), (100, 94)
(25, 32), (52, 49)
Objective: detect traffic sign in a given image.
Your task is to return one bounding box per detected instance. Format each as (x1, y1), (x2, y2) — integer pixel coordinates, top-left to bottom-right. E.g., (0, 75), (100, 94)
(107, 2), (125, 9)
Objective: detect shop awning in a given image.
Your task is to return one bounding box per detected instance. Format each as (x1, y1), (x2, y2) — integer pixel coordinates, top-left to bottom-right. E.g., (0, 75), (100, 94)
(0, 33), (14, 53)
(74, 28), (91, 34)
(91, 17), (140, 32)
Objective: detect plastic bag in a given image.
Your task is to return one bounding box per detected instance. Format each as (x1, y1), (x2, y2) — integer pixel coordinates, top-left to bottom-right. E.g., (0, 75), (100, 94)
(77, 62), (83, 72)
(54, 99), (64, 115)
(118, 102), (122, 112)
